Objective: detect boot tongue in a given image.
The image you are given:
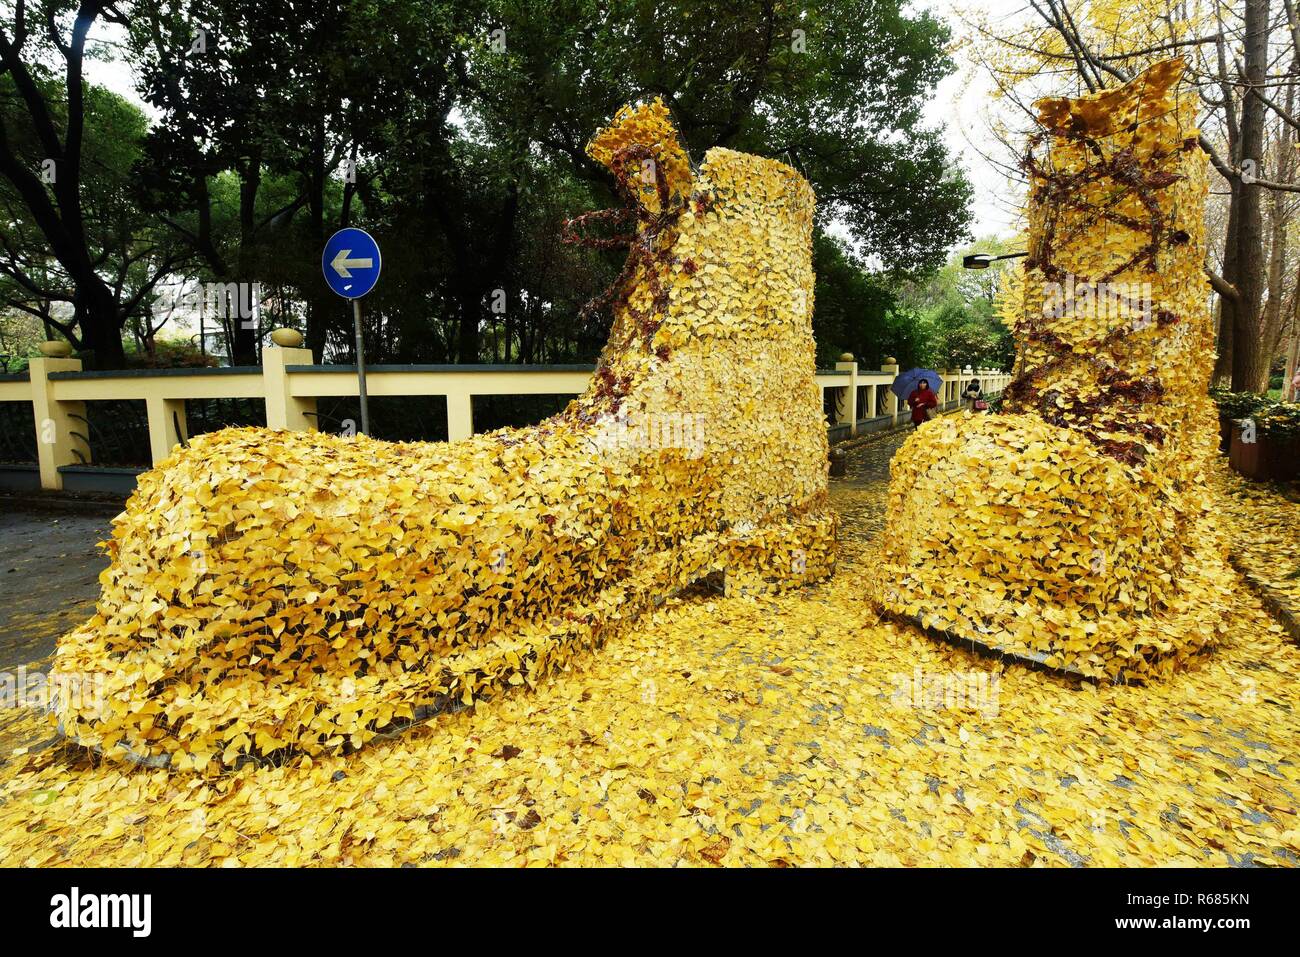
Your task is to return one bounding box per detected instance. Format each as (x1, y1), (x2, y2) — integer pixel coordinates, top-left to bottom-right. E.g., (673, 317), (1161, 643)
(587, 98), (694, 214)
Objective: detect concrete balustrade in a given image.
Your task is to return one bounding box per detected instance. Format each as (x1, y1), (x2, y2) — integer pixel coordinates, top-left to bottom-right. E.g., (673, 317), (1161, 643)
(0, 349), (1011, 491)
(815, 357), (1009, 442)
(26, 357), (90, 486)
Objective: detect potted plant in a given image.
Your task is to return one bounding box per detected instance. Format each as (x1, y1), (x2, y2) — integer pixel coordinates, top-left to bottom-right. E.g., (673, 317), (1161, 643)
(1218, 391), (1300, 480)
(1210, 388), (1266, 454)
(1252, 403), (1300, 479)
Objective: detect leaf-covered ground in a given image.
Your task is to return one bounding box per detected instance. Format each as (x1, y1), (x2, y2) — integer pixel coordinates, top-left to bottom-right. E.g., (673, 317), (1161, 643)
(1218, 469), (1300, 640)
(0, 432), (1297, 866)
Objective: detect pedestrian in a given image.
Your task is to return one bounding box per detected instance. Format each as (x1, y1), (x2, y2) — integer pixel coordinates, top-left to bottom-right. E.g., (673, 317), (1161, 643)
(963, 378), (984, 410)
(908, 378), (939, 428)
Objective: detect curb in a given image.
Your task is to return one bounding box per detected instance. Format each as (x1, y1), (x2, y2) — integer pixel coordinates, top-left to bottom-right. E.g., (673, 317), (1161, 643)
(0, 490), (125, 518)
(1229, 554), (1300, 644)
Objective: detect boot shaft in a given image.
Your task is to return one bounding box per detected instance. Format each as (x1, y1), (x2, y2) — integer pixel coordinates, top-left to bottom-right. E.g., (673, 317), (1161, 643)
(580, 102), (828, 522)
(1006, 58), (1215, 472)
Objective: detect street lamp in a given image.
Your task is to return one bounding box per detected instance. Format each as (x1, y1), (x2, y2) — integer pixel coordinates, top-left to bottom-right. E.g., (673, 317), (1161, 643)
(962, 251), (1028, 269)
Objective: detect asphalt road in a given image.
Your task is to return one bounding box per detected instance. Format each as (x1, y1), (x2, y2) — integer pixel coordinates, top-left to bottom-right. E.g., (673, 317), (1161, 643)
(0, 508), (115, 670)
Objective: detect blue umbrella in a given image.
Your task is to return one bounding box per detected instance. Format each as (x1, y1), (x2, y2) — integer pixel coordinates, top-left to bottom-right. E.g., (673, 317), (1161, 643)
(890, 368), (943, 401)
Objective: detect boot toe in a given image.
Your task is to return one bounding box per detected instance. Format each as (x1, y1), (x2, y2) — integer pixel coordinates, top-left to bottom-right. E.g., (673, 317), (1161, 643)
(874, 413), (1231, 680)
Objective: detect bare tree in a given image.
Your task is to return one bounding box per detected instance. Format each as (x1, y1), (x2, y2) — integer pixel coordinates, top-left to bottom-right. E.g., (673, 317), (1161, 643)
(966, 0), (1300, 392)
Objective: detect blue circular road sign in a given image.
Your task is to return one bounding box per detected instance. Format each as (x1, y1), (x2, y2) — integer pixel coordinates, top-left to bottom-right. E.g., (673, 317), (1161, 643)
(322, 227), (382, 299)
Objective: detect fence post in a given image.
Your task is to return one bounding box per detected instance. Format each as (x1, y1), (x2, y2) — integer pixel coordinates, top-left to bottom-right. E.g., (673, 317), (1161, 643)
(29, 356), (88, 490)
(881, 358), (900, 425)
(263, 345), (317, 431)
(145, 397), (188, 464)
(446, 391), (474, 442)
(834, 353), (858, 436)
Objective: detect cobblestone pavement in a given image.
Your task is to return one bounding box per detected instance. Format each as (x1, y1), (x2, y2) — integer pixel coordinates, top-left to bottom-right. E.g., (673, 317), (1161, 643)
(828, 429), (911, 547)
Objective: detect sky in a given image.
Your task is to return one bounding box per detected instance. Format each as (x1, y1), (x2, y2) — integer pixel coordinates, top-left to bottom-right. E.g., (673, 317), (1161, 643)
(920, 0), (1035, 241)
(79, 3), (1032, 248)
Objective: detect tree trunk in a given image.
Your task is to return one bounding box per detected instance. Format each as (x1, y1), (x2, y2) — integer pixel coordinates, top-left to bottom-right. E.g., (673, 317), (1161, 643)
(231, 162), (262, 365)
(1213, 296), (1233, 386)
(75, 284), (127, 368)
(1285, 319), (1300, 400)
(1227, 0), (1272, 392)
(456, 276), (481, 364)
(305, 117), (330, 361)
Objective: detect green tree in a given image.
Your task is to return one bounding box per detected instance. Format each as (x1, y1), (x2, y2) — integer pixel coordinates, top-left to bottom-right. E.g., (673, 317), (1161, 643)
(144, 0), (974, 365)
(810, 231), (917, 366)
(898, 236), (1017, 370)
(11, 0), (973, 367)
(471, 0), (974, 322)
(0, 2), (186, 366)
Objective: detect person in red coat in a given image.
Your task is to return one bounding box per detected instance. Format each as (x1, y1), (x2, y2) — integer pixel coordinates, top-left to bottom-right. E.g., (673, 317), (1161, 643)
(907, 379), (939, 427)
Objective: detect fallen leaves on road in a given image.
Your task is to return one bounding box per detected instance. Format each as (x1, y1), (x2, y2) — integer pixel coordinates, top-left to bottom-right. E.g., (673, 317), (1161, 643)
(1217, 469), (1300, 627)
(1, 471), (1297, 867)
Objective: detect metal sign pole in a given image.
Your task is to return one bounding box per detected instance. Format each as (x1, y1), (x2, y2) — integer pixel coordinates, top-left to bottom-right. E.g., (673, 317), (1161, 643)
(323, 227), (381, 436)
(352, 298), (370, 436)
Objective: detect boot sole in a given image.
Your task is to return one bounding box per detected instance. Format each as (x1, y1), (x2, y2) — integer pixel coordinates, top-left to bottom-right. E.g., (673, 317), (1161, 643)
(58, 509), (837, 769)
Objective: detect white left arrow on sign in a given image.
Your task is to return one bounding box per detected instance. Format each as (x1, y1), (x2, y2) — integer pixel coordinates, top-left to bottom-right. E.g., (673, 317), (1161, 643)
(331, 248), (374, 278)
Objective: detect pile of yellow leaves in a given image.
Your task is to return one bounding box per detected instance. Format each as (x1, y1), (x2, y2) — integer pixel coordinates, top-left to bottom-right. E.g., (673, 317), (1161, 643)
(876, 413), (1233, 678)
(2, 466), (1296, 867)
(874, 59), (1234, 680)
(53, 100), (837, 770)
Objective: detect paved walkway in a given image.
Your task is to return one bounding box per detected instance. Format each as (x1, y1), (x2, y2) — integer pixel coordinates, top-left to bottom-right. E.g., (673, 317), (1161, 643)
(827, 428), (912, 549)
(837, 429), (909, 483)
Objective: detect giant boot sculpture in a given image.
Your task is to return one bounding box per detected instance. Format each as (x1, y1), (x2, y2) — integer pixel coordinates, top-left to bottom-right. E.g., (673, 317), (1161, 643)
(873, 60), (1233, 681)
(55, 100), (837, 769)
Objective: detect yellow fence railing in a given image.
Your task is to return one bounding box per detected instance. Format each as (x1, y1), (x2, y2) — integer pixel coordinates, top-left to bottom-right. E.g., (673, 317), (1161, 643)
(0, 348), (1009, 490)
